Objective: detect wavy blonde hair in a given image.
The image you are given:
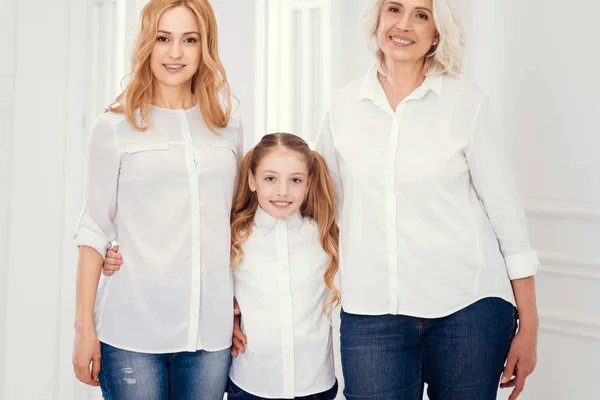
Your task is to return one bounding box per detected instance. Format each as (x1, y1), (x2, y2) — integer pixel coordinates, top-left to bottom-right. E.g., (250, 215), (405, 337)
(109, 0), (232, 132)
(361, 0), (465, 75)
(231, 133), (341, 313)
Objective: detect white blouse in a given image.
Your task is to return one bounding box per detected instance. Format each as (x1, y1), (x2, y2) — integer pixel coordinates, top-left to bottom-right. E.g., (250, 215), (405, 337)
(229, 207), (336, 398)
(74, 105), (243, 353)
(316, 66), (540, 318)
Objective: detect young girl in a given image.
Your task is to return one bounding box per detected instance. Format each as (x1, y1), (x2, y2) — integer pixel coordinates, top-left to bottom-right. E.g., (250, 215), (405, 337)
(72, 1), (241, 398)
(227, 133), (339, 400)
(104, 133), (340, 399)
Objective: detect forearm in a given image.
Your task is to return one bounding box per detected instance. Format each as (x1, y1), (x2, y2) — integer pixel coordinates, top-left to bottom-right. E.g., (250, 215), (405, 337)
(75, 246), (104, 332)
(511, 276), (539, 332)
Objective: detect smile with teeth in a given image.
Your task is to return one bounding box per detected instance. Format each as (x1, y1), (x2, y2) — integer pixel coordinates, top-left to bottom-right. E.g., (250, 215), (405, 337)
(164, 64), (185, 71)
(391, 37), (415, 45)
(271, 201), (292, 208)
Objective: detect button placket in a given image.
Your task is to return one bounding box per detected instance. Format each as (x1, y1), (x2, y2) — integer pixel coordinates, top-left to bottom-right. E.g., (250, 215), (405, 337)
(177, 110), (203, 350)
(276, 221), (295, 397)
(386, 112), (401, 314)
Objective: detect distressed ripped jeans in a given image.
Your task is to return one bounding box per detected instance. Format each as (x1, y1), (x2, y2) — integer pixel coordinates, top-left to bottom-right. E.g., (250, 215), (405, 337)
(98, 342), (230, 400)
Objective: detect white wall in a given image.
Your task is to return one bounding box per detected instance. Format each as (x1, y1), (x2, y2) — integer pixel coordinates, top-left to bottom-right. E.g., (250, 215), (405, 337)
(0, 0), (88, 398)
(212, 0), (257, 149)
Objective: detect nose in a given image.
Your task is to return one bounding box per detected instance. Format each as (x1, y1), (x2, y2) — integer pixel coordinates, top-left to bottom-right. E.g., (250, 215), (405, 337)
(277, 181), (288, 196)
(395, 13), (413, 31)
(168, 41), (183, 59)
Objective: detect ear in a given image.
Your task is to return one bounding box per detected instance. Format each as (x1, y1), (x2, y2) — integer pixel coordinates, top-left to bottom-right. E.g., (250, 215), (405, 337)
(248, 170), (256, 192)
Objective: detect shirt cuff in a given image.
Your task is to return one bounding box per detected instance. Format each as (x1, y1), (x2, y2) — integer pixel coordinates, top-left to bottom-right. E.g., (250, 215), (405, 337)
(505, 250), (540, 280)
(74, 227), (110, 260)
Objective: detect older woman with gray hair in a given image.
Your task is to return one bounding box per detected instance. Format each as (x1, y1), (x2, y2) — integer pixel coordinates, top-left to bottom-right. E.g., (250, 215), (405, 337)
(315, 0), (539, 399)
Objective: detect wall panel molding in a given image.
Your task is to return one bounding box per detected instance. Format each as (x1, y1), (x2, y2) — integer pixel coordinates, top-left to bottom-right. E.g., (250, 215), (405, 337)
(523, 196), (600, 222)
(538, 251), (600, 281)
(539, 311), (600, 341)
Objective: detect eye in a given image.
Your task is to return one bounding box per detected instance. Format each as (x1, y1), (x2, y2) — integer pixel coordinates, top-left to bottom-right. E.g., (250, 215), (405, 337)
(264, 176), (276, 182)
(184, 37), (197, 43)
(416, 13), (429, 20)
(291, 178), (303, 184)
(157, 36), (169, 42)
(388, 6), (400, 13)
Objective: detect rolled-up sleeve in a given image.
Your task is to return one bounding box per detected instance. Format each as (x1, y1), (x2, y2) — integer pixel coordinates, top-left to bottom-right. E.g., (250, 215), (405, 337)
(74, 115), (120, 259)
(466, 94), (540, 280)
(315, 108), (343, 207)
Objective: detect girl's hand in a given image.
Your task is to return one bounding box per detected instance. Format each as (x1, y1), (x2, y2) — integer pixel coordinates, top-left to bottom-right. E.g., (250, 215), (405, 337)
(500, 327), (538, 400)
(102, 245), (122, 276)
(72, 326), (101, 386)
(231, 298), (247, 357)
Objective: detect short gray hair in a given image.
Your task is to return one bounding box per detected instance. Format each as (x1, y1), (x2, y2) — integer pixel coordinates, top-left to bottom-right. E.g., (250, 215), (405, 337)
(361, 0), (465, 76)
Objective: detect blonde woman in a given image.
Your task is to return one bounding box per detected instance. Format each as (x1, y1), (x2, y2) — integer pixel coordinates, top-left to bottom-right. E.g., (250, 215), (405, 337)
(314, 0), (539, 399)
(71, 0), (242, 398)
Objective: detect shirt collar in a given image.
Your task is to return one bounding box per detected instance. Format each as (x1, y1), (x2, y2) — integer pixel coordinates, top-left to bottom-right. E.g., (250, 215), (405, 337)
(357, 64), (444, 103)
(253, 206), (303, 234)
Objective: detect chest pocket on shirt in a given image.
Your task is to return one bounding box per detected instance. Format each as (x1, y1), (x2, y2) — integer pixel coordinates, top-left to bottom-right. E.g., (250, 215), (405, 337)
(193, 140), (237, 180)
(119, 143), (172, 183)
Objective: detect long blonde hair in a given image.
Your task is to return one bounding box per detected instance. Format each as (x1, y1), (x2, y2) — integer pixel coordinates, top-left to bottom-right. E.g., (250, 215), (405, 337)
(231, 133), (341, 312)
(109, 0), (232, 132)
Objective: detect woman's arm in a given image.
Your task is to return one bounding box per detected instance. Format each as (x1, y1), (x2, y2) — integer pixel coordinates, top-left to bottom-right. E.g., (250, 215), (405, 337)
(315, 108), (343, 209)
(72, 115), (121, 385)
(465, 94), (539, 400)
(466, 94), (540, 280)
(72, 246), (104, 386)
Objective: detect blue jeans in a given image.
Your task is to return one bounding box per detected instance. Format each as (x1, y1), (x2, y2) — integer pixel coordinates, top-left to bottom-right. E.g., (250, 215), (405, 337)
(99, 342), (231, 400)
(340, 297), (517, 400)
(226, 378), (338, 400)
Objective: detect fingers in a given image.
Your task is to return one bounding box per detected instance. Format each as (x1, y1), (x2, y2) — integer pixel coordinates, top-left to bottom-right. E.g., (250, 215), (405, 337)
(112, 245), (120, 253)
(500, 379), (517, 389)
(103, 246), (122, 277)
(73, 358), (99, 387)
(501, 351), (518, 385)
(508, 373), (526, 400)
(233, 298), (240, 316)
(91, 348), (102, 385)
(232, 336), (246, 354)
(233, 317), (247, 344)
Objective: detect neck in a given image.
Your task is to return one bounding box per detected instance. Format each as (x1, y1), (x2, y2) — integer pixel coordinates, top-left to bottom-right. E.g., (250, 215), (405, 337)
(153, 82), (196, 110)
(378, 58), (427, 109)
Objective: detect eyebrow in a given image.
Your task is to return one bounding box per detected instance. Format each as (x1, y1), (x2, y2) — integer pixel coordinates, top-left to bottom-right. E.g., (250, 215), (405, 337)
(262, 170), (307, 177)
(157, 30), (200, 36)
(385, 1), (432, 14)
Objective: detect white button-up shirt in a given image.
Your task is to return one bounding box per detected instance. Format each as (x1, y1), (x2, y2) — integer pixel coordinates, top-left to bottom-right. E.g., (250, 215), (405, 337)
(74, 105), (243, 353)
(316, 66), (540, 318)
(229, 207), (336, 398)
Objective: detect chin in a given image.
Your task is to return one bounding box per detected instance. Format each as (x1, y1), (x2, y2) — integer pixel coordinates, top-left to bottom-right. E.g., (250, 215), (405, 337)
(265, 205), (295, 219)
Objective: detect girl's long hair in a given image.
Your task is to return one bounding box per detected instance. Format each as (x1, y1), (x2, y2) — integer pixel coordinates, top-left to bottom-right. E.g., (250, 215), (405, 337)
(108, 0), (232, 132)
(231, 133), (341, 312)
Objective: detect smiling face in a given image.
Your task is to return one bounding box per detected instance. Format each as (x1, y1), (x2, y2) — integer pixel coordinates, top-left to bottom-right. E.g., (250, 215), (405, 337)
(248, 147), (311, 220)
(376, 0), (438, 65)
(150, 5), (201, 91)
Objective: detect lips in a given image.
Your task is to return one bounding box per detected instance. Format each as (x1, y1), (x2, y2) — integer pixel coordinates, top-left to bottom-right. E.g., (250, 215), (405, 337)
(390, 36), (415, 45)
(163, 64), (185, 72)
(270, 201), (292, 208)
